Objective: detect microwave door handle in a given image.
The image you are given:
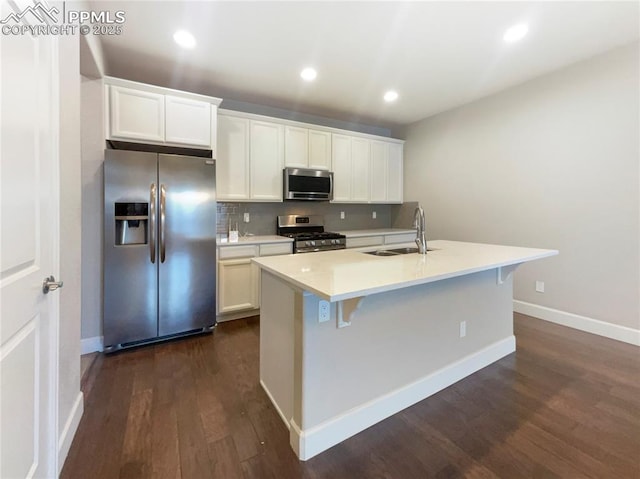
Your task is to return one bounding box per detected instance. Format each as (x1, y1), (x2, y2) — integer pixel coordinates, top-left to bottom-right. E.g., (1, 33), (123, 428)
(149, 183), (156, 264)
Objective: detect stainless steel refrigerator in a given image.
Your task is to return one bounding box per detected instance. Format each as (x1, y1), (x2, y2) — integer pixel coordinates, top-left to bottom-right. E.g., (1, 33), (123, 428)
(103, 148), (216, 352)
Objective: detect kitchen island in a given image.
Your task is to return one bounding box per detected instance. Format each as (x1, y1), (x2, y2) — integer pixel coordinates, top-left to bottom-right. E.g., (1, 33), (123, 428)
(252, 240), (557, 460)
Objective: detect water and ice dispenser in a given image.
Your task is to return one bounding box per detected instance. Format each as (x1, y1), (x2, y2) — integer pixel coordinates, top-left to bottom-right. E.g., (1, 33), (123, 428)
(114, 202), (148, 245)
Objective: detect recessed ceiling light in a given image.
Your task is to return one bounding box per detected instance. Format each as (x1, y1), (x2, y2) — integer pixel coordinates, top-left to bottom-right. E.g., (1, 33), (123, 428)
(503, 23), (528, 43)
(173, 30), (196, 49)
(384, 90), (399, 102)
(300, 67), (317, 81)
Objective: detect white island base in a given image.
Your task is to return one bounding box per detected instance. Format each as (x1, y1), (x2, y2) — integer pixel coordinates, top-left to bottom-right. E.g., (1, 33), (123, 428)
(255, 241), (557, 460)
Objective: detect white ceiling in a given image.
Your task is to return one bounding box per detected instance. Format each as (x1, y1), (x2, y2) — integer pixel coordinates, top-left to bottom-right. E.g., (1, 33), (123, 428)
(90, 1), (639, 128)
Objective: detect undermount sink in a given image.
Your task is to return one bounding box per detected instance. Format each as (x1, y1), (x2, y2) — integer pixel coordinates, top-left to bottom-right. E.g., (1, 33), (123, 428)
(364, 247), (434, 256)
(387, 247), (421, 254)
(364, 250), (399, 256)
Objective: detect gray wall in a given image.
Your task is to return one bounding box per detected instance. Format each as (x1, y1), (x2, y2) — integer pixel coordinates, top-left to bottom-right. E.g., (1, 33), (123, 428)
(80, 77), (104, 341)
(401, 42), (639, 330)
(221, 99), (391, 137)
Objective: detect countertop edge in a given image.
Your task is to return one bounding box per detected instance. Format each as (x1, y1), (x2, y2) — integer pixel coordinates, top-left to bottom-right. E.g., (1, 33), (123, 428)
(252, 241), (558, 302)
(336, 228), (415, 237)
(217, 235), (293, 246)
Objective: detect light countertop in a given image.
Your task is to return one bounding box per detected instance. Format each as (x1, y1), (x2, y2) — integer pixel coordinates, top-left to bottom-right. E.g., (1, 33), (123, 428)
(336, 228), (415, 237)
(217, 235), (293, 246)
(252, 240), (558, 301)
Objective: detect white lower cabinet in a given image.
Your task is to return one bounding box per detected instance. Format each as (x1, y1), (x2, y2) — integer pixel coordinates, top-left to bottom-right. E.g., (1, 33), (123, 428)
(218, 258), (259, 313)
(217, 241), (292, 320)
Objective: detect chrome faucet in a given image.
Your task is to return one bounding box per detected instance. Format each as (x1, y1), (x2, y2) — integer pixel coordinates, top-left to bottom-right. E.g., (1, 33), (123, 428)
(413, 205), (427, 254)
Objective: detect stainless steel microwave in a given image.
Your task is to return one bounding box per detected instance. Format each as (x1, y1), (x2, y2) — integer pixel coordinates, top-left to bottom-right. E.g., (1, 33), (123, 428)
(283, 168), (333, 201)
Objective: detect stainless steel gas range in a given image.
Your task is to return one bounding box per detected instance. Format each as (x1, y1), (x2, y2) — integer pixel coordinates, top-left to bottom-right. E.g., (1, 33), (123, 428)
(277, 215), (346, 253)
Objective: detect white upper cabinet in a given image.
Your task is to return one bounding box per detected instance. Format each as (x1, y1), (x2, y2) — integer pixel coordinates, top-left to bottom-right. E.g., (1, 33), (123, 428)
(351, 137), (370, 202)
(308, 130), (332, 170)
(165, 95), (211, 147)
(285, 126), (332, 170)
(332, 134), (352, 202)
(250, 120), (284, 201)
(105, 78), (221, 150)
(284, 126), (309, 168)
(387, 142), (403, 203)
(217, 109), (402, 204)
(217, 115), (250, 200)
(369, 140), (388, 203)
(109, 86), (165, 142)
(369, 140), (403, 204)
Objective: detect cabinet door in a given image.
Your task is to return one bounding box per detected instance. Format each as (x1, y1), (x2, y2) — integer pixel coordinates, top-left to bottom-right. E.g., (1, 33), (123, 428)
(331, 134), (352, 202)
(387, 142), (403, 203)
(284, 125), (309, 168)
(351, 137), (370, 202)
(218, 258), (258, 313)
(250, 120), (284, 201)
(217, 115), (250, 200)
(308, 129), (332, 170)
(109, 85), (164, 142)
(165, 95), (211, 147)
(369, 141), (388, 203)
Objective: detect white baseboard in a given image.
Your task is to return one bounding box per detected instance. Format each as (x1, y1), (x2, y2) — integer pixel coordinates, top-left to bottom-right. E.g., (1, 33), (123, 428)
(260, 379), (290, 429)
(58, 391), (84, 474)
(81, 335), (103, 354)
(289, 336), (516, 461)
(513, 300), (640, 346)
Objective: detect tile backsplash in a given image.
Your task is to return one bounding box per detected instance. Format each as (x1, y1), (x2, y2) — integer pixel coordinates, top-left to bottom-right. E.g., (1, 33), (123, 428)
(217, 202), (404, 236)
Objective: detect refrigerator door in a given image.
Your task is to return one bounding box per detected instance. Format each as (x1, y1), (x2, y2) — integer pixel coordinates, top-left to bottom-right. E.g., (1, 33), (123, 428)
(104, 149), (159, 346)
(158, 154), (217, 336)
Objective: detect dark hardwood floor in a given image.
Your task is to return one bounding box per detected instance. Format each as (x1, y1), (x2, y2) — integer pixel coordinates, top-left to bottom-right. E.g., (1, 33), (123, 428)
(62, 314), (640, 478)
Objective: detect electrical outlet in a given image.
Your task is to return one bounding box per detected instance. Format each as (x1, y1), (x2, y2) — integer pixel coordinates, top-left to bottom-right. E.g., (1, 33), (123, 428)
(459, 321), (466, 338)
(372, 211), (377, 219)
(243, 212), (250, 223)
(535, 280), (545, 293)
(318, 300), (330, 322)
(340, 211), (345, 220)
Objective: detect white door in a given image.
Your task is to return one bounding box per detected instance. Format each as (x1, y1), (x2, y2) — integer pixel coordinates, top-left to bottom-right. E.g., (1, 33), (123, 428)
(0, 4), (60, 478)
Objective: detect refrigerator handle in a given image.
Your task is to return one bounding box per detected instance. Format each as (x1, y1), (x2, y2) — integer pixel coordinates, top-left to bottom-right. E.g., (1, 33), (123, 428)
(160, 184), (166, 263)
(150, 183), (156, 264)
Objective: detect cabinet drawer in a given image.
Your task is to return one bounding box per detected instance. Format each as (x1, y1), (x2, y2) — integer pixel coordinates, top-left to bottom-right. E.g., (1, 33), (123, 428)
(259, 243), (292, 256)
(218, 245), (258, 259)
(346, 236), (384, 248)
(384, 233), (415, 245)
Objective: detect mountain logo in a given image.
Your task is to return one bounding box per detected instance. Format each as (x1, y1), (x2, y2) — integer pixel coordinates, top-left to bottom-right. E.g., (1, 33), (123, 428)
(1, 2), (60, 25)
